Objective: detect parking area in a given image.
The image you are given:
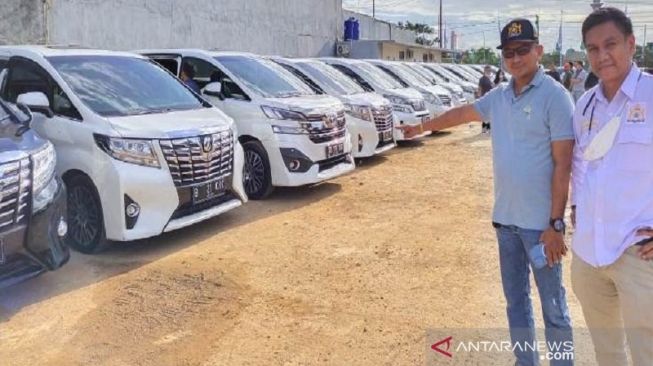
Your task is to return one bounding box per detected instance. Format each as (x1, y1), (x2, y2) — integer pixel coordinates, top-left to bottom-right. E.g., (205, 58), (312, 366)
(0, 125), (588, 365)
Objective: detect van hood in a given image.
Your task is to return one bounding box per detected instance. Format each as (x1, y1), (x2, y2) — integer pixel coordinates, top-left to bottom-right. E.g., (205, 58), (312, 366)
(338, 92), (391, 109)
(106, 107), (235, 139)
(383, 87), (423, 101)
(263, 94), (344, 115)
(0, 124), (45, 162)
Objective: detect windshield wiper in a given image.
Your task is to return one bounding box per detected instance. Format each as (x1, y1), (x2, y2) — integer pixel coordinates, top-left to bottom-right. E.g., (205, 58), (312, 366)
(275, 91), (303, 98)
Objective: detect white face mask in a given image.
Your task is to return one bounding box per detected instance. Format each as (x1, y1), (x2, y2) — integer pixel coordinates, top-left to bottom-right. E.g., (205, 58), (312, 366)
(583, 115), (621, 161)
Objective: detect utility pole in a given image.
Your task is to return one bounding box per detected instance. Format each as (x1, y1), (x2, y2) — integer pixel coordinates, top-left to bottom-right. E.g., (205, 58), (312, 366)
(644, 24), (648, 67)
(438, 0), (443, 49)
(372, 0), (375, 18)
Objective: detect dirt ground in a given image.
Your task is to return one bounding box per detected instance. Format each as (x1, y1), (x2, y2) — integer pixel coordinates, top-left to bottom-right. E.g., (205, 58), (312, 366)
(1, 125), (594, 365)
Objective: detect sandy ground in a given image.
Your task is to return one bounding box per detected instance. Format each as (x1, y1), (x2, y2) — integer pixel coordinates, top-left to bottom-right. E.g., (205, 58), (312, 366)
(1, 125), (596, 365)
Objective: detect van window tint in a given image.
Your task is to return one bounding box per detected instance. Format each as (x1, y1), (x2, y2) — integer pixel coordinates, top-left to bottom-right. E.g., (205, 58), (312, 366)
(48, 55), (204, 117)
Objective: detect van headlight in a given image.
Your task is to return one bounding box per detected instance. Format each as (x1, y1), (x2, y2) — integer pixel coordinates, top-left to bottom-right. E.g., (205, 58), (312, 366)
(31, 142), (58, 212)
(421, 92), (441, 106)
(261, 106), (307, 121)
(94, 134), (160, 168)
(383, 95), (413, 113)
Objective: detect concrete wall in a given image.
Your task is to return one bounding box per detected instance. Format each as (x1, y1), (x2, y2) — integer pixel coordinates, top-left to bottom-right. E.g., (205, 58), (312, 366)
(0, 0), (46, 45)
(45, 0), (343, 57)
(343, 10), (417, 45)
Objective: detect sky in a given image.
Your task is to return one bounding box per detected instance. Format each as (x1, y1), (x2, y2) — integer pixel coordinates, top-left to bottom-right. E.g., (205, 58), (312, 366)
(342, 0), (653, 54)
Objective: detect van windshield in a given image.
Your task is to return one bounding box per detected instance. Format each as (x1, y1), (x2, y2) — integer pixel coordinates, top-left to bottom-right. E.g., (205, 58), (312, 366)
(48, 55), (204, 117)
(296, 61), (365, 96)
(354, 62), (403, 90)
(215, 56), (315, 98)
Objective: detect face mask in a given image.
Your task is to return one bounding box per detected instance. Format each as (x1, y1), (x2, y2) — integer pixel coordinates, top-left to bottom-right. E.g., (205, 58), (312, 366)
(583, 115), (621, 161)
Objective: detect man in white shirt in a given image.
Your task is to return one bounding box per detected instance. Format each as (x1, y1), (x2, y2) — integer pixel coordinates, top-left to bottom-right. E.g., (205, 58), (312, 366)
(570, 61), (588, 102)
(571, 7), (653, 366)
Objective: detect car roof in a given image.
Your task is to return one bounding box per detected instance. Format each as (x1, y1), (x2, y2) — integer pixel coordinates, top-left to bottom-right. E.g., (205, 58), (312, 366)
(0, 45), (143, 59)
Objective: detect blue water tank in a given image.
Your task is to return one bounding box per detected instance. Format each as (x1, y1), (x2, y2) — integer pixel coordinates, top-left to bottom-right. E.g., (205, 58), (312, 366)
(344, 17), (360, 41)
(353, 18), (360, 40)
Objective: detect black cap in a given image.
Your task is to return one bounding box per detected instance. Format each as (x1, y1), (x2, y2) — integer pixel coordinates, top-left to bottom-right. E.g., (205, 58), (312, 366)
(497, 18), (538, 49)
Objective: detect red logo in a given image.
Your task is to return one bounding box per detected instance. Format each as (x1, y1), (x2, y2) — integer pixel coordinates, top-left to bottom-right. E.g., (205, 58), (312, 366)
(431, 336), (453, 358)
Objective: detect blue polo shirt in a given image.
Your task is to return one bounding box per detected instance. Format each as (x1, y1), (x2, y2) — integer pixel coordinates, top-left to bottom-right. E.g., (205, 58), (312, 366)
(474, 68), (574, 230)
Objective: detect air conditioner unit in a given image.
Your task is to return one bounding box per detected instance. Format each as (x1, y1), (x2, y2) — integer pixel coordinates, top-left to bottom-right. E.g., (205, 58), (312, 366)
(336, 42), (351, 57)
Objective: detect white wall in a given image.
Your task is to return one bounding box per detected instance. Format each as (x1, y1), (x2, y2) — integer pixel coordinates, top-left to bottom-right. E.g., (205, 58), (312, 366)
(46, 0), (343, 57)
(0, 0), (46, 45)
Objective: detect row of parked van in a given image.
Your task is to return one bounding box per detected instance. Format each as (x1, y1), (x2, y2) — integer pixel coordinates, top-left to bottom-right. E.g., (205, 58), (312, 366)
(0, 45), (489, 287)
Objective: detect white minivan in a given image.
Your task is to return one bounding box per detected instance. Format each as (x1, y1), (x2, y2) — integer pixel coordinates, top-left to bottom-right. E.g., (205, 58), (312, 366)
(319, 58), (430, 141)
(139, 50), (354, 200)
(0, 46), (247, 253)
(365, 60), (452, 119)
(403, 62), (467, 106)
(271, 57), (395, 158)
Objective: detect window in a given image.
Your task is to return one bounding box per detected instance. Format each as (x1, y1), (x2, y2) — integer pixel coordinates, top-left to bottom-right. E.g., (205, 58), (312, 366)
(150, 57), (179, 76)
(377, 66), (409, 88)
(330, 64), (374, 92)
(215, 55), (314, 99)
(3, 57), (82, 120)
(48, 55), (204, 117)
(399, 51), (405, 60)
(407, 50), (414, 59)
(182, 57), (221, 90)
(277, 63), (324, 94)
(423, 54), (428, 62)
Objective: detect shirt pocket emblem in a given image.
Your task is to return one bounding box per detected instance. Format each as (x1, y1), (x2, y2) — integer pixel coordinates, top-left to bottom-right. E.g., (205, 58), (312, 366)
(626, 102), (647, 124)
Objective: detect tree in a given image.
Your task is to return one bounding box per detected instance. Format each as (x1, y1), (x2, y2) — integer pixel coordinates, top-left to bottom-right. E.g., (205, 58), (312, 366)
(461, 48), (499, 65)
(541, 51), (562, 67)
(397, 21), (436, 46)
(635, 45), (653, 68)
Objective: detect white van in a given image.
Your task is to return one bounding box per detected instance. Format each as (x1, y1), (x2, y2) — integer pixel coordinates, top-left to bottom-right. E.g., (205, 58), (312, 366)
(403, 63), (467, 106)
(422, 64), (477, 102)
(0, 46), (247, 253)
(271, 57), (395, 158)
(366, 60), (452, 119)
(139, 50), (354, 200)
(319, 58), (430, 141)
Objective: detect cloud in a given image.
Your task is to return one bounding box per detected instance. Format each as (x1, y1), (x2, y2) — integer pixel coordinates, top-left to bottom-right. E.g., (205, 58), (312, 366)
(343, 0), (652, 56)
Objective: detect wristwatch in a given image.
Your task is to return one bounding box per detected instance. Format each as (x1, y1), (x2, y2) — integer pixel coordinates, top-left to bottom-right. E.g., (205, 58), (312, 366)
(550, 218), (566, 234)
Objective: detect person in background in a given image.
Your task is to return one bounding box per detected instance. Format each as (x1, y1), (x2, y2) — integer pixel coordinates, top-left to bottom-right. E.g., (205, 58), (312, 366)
(494, 69), (508, 85)
(584, 70), (599, 90)
(570, 60), (588, 102)
(180, 62), (200, 94)
(562, 61), (574, 91)
(546, 62), (561, 83)
(478, 65), (494, 133)
(571, 7), (653, 366)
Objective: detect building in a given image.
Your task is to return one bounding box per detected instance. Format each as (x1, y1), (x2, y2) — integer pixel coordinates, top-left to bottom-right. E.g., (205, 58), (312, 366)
(1, 0), (452, 60)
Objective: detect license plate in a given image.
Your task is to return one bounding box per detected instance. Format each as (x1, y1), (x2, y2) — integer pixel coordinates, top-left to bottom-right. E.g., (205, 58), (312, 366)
(192, 178), (226, 204)
(326, 142), (345, 158)
(381, 130), (393, 141)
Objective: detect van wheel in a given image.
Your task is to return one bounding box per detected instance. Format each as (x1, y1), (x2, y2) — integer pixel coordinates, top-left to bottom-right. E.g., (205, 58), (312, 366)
(65, 174), (107, 254)
(242, 141), (274, 200)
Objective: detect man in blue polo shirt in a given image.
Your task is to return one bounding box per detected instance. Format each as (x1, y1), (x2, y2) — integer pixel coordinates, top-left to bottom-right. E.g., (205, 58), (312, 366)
(401, 19), (575, 366)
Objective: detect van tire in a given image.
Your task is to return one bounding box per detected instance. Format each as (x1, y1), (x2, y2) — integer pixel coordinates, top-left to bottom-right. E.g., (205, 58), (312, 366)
(242, 141), (274, 200)
(64, 174), (107, 254)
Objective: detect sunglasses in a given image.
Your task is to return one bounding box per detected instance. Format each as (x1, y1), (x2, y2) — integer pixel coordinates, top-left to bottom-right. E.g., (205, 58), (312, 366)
(502, 43), (535, 59)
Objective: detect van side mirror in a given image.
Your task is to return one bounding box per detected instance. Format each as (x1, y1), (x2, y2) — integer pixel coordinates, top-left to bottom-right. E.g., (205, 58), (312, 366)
(202, 82), (222, 98)
(17, 92), (54, 118)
